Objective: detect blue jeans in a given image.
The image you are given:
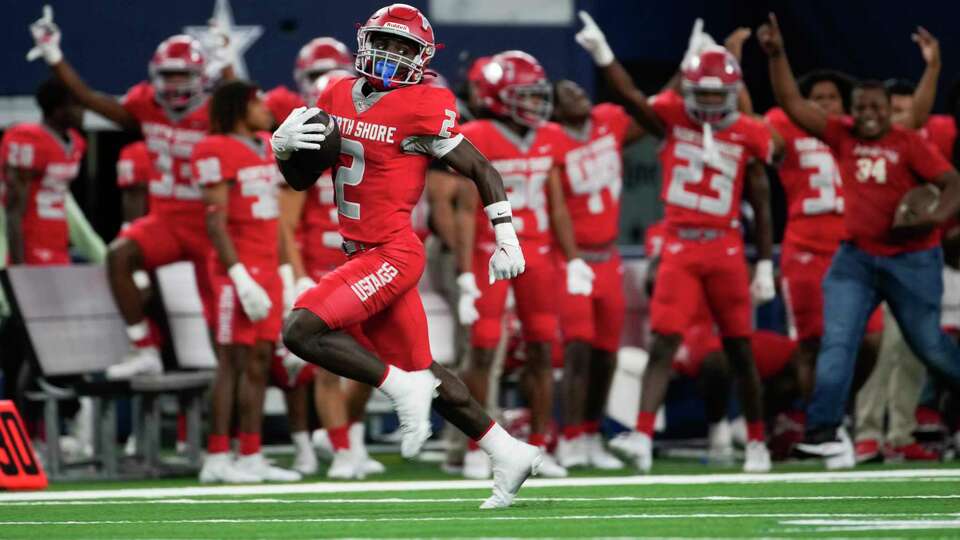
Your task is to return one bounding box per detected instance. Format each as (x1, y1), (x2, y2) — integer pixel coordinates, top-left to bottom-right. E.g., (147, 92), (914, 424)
(806, 242), (960, 432)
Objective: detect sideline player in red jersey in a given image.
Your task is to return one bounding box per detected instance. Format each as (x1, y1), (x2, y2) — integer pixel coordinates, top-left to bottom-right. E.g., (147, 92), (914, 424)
(759, 13), (960, 466)
(549, 79), (645, 471)
(193, 80), (301, 484)
(2, 78), (85, 266)
(26, 7), (227, 379)
(456, 51), (593, 480)
(264, 37), (355, 126)
(577, 11), (777, 473)
(275, 4), (540, 509)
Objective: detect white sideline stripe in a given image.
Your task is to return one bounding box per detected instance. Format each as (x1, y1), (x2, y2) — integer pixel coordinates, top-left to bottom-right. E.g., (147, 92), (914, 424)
(5, 513), (960, 527)
(5, 494), (960, 507)
(784, 519), (960, 532)
(1, 468), (957, 502)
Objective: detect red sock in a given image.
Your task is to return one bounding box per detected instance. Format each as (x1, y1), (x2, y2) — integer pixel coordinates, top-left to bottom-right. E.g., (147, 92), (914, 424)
(528, 433), (547, 448)
(635, 411), (656, 435)
(562, 424), (584, 441)
(747, 421), (766, 442)
(467, 438), (480, 451)
(238, 432), (261, 455)
(582, 420), (601, 434)
(176, 414), (186, 443)
(207, 434), (229, 454)
(328, 424), (350, 451)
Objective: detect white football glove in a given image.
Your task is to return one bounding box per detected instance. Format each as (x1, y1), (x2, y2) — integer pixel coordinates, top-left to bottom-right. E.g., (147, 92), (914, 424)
(566, 258), (595, 296)
(279, 264), (296, 315)
(228, 263), (273, 322)
(270, 106), (329, 160)
(456, 272), (481, 326)
(574, 11), (614, 67)
(294, 276), (316, 298)
(750, 259), (776, 304)
(488, 222), (525, 283)
(681, 18), (717, 69)
(26, 5), (62, 65)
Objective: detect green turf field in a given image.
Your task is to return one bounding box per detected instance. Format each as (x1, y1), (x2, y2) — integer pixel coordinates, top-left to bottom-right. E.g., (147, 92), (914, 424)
(2, 458), (959, 538)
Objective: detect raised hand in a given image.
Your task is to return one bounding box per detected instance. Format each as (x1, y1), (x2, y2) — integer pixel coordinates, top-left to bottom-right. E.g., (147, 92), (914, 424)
(912, 26), (940, 68)
(724, 27), (752, 62)
(574, 10), (614, 67)
(756, 13), (784, 58)
(26, 5), (62, 65)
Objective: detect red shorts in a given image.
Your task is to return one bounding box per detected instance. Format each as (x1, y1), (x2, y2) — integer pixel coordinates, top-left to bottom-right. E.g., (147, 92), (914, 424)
(294, 232), (432, 371)
(23, 246), (70, 265)
(270, 343), (317, 389)
(121, 211), (214, 320)
(781, 244), (883, 339)
(471, 241), (558, 349)
(650, 231), (752, 337)
(555, 247), (625, 352)
(211, 264), (283, 346)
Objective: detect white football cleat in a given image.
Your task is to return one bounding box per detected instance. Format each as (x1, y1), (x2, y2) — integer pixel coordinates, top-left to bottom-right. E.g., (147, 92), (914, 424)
(824, 428), (856, 470)
(327, 450), (364, 480)
(610, 431), (652, 473)
(480, 441), (542, 510)
(293, 448), (318, 476)
(381, 368), (439, 458)
(349, 422), (386, 475)
(555, 436), (588, 468)
(537, 452), (569, 478)
(234, 453), (302, 482)
(585, 434), (624, 470)
(708, 421), (735, 465)
(106, 346), (163, 380)
(742, 440), (771, 473)
(199, 453), (261, 484)
(463, 449), (492, 479)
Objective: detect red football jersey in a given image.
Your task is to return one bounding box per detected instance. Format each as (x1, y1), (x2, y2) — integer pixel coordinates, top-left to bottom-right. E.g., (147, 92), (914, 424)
(264, 85), (305, 126)
(122, 82), (209, 216)
(557, 103), (632, 247)
(461, 120), (566, 246)
(919, 114), (957, 159)
(300, 172), (343, 252)
(643, 220), (667, 258)
(0, 123), (86, 264)
(823, 115), (953, 256)
(651, 90), (773, 230)
(192, 132), (282, 270)
(318, 77), (461, 245)
(116, 141), (159, 189)
(765, 107), (846, 254)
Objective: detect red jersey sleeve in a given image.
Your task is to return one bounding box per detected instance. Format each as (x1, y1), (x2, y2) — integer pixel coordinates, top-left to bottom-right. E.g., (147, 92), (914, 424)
(594, 103), (631, 146)
(744, 116), (775, 165)
(906, 128), (953, 182)
(1, 126), (47, 173)
(264, 86), (305, 125)
(413, 86), (461, 139)
(191, 137), (235, 187)
(923, 115), (957, 159)
(763, 107), (791, 136)
(120, 82), (155, 124)
(649, 90), (685, 129)
(821, 115), (854, 151)
(116, 141), (153, 188)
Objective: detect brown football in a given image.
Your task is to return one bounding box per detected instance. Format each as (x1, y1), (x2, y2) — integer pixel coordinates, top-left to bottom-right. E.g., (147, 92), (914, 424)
(288, 109), (341, 179)
(892, 184), (940, 235)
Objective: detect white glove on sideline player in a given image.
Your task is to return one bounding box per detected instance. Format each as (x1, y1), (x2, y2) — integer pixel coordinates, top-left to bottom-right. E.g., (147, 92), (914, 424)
(228, 263), (273, 322)
(488, 223), (525, 283)
(271, 107), (328, 160)
(295, 276), (316, 298)
(681, 18), (717, 69)
(574, 11), (614, 67)
(750, 259), (776, 304)
(456, 273), (481, 325)
(26, 5), (62, 65)
(279, 264), (296, 315)
(566, 258), (595, 296)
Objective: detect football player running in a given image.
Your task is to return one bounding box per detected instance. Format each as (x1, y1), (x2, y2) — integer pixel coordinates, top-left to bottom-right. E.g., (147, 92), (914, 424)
(758, 13), (960, 466)
(275, 4), (540, 509)
(550, 79), (645, 470)
(26, 6), (230, 379)
(193, 80), (301, 483)
(577, 11), (777, 473)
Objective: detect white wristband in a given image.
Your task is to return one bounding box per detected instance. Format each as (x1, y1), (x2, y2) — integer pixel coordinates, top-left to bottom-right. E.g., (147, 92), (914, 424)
(484, 201), (513, 222)
(756, 259), (773, 277)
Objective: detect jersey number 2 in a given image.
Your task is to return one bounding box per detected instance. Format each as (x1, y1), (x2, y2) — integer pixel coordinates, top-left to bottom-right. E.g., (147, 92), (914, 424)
(335, 139), (364, 220)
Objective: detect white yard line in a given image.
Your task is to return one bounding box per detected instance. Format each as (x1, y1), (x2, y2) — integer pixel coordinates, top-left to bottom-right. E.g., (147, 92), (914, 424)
(3, 494), (960, 507)
(4, 513), (960, 527)
(0, 468), (957, 502)
(783, 518), (960, 532)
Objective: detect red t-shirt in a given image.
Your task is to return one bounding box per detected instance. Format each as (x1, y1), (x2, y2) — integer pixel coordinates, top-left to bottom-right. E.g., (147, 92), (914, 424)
(122, 82), (209, 216)
(651, 90), (773, 230)
(822, 115), (953, 255)
(0, 123), (85, 264)
(192, 132), (282, 271)
(765, 107), (846, 254)
(319, 77), (460, 244)
(556, 103), (632, 247)
(461, 119), (566, 247)
(264, 85), (305, 126)
(919, 114), (957, 159)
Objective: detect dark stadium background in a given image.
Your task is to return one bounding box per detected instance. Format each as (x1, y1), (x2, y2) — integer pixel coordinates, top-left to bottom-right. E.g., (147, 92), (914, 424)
(2, 0), (958, 247)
